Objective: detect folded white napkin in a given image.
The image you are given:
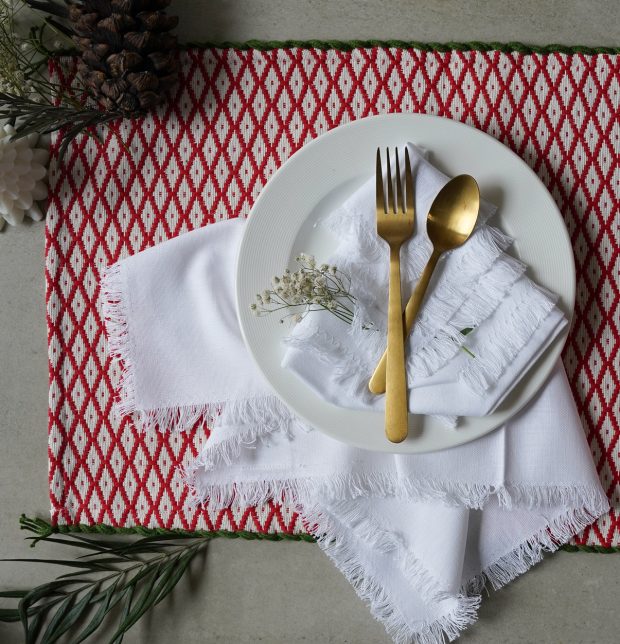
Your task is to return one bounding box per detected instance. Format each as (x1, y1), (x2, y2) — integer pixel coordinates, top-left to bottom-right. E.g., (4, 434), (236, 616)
(101, 193), (608, 644)
(283, 145), (566, 425)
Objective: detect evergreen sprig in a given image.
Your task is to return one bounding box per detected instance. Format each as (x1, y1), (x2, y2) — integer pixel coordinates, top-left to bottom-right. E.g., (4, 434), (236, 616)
(0, 516), (209, 643)
(0, 91), (121, 157)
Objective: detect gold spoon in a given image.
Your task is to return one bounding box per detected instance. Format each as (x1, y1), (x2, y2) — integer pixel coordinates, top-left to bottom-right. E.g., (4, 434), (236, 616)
(368, 174), (481, 395)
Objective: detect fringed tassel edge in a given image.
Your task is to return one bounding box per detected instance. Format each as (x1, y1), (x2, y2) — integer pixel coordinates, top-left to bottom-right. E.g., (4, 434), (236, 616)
(185, 413), (608, 512)
(285, 224), (535, 394)
(303, 501), (481, 644)
(100, 262), (139, 420)
(184, 396), (306, 475)
(283, 325), (377, 404)
(100, 263), (283, 434)
(466, 496), (610, 594)
(312, 493), (609, 644)
(100, 262), (218, 433)
(458, 278), (559, 394)
(186, 476), (608, 515)
(184, 407), (609, 643)
(408, 251), (526, 378)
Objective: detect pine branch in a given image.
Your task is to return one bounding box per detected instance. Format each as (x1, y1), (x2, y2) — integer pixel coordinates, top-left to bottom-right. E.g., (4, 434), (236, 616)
(0, 516), (209, 644)
(0, 92), (122, 156)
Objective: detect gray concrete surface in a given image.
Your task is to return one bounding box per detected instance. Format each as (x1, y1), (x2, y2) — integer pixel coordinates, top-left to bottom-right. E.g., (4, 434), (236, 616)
(1, 1), (619, 643)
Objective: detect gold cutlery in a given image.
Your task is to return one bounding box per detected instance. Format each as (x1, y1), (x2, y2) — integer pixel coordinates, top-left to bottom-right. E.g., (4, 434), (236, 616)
(375, 148), (415, 443)
(369, 174), (481, 395)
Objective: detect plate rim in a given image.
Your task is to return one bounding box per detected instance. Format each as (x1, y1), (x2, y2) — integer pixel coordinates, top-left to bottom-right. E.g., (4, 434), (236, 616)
(236, 113), (575, 453)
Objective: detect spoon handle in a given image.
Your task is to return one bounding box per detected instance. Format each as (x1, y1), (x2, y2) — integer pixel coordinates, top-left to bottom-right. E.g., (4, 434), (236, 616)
(369, 248), (442, 395)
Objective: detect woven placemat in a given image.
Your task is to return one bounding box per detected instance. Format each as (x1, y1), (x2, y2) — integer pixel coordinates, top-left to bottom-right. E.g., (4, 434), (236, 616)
(45, 42), (619, 550)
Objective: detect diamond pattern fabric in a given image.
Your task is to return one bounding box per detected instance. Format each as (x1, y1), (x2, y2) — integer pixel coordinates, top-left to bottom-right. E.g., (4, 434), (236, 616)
(46, 46), (618, 546)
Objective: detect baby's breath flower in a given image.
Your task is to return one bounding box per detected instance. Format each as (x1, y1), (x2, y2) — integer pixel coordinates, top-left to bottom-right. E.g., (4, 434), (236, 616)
(249, 253), (356, 327)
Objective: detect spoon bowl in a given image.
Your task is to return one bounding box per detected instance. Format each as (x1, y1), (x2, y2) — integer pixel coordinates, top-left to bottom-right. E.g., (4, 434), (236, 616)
(427, 174), (480, 251)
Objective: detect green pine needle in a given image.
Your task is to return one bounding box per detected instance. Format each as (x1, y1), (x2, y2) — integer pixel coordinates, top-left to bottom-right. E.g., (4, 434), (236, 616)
(457, 327), (476, 358)
(0, 92), (123, 158)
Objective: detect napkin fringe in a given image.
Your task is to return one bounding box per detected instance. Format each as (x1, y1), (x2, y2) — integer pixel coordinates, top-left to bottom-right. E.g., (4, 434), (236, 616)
(311, 502), (403, 555)
(305, 502), (481, 644)
(186, 471), (607, 516)
(467, 494), (610, 594)
(284, 326), (374, 403)
(183, 399), (608, 644)
(100, 261), (213, 431)
(459, 279), (559, 393)
(100, 262), (140, 422)
(409, 252), (527, 378)
(336, 224), (513, 345)
(102, 263), (265, 433)
(186, 401), (607, 513)
(406, 226), (514, 341)
(191, 396), (304, 471)
(102, 265), (298, 434)
(305, 501), (456, 601)
(323, 198), (505, 283)
(495, 482), (608, 512)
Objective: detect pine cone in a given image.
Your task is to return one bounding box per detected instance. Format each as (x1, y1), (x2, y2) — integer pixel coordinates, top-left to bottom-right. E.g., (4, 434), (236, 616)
(67, 0), (179, 115)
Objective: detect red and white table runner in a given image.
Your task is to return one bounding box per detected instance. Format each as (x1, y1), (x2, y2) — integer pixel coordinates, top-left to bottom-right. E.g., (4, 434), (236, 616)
(46, 45), (619, 548)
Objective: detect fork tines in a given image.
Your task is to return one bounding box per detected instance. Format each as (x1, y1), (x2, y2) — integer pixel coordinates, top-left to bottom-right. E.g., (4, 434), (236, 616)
(376, 147), (414, 217)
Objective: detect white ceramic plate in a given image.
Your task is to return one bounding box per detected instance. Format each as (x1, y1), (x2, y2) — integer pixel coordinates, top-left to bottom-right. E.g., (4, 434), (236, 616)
(236, 114), (575, 453)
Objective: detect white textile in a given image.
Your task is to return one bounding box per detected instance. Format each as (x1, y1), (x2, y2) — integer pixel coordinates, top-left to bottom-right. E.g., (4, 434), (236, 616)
(101, 165), (607, 644)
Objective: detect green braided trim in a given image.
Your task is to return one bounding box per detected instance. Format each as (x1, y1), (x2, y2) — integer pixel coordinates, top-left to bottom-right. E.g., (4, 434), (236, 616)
(22, 517), (619, 551)
(559, 544), (620, 554)
(21, 516), (315, 542)
(50, 40), (620, 61)
(181, 39), (620, 55)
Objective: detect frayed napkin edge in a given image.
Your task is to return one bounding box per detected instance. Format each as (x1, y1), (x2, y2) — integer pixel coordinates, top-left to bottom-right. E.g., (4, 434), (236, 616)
(183, 399), (609, 644)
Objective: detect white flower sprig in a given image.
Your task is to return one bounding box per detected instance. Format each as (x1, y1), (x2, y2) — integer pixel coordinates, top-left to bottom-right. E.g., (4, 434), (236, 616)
(0, 1), (71, 104)
(250, 253), (357, 325)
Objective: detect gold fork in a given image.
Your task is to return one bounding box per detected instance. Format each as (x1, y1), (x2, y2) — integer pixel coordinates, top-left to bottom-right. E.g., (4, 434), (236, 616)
(375, 147), (415, 443)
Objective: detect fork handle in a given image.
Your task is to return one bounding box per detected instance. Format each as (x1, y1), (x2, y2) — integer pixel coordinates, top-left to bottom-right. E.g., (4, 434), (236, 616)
(384, 245), (409, 443)
(370, 249), (442, 396)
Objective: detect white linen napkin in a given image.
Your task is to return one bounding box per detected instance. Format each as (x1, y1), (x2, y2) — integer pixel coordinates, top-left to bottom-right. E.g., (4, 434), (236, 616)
(100, 193), (608, 644)
(282, 145), (566, 425)
(189, 365), (607, 644)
